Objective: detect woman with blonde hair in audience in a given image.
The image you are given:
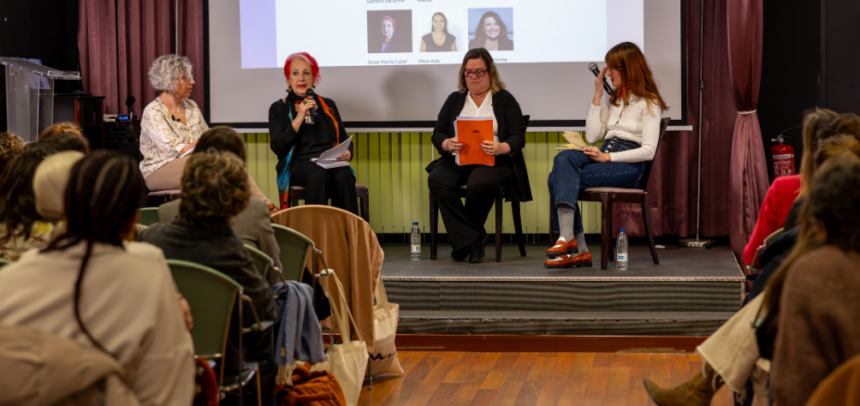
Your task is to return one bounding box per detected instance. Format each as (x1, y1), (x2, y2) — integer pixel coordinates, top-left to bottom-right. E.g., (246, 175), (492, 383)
(0, 152), (195, 406)
(0, 131), (24, 175)
(138, 150), (276, 405)
(38, 122), (91, 153)
(157, 126), (283, 273)
(0, 143), (56, 260)
(644, 134), (860, 406)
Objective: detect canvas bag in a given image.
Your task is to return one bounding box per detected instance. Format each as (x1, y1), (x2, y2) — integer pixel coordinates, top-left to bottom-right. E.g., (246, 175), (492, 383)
(311, 269), (368, 406)
(369, 276), (403, 377)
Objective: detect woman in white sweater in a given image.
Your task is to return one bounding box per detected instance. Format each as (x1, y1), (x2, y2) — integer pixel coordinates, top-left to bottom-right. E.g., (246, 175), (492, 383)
(546, 42), (667, 268)
(0, 152), (195, 406)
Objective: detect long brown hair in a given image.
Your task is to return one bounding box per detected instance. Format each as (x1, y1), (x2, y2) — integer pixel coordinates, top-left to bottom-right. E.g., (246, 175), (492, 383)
(762, 136), (860, 314)
(797, 109), (838, 197)
(605, 42), (667, 112)
(799, 112), (860, 196)
(458, 48), (506, 95)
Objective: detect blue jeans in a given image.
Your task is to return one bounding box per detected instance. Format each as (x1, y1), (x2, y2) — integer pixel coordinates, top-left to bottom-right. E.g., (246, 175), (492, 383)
(548, 138), (645, 234)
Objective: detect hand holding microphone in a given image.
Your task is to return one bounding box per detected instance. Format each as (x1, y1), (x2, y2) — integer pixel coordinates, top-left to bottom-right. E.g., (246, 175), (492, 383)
(588, 62), (613, 104)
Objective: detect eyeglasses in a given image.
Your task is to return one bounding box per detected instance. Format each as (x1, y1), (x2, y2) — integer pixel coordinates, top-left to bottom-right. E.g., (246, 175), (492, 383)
(464, 69), (488, 78)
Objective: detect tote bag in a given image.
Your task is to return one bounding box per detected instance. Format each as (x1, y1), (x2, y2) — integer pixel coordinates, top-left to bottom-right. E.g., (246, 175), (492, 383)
(311, 269), (368, 406)
(369, 276), (403, 377)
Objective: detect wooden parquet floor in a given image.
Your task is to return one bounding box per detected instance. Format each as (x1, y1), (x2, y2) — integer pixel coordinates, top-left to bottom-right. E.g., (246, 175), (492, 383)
(358, 352), (735, 406)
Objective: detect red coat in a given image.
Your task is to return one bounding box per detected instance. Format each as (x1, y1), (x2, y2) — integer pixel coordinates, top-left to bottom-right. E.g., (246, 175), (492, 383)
(743, 175), (801, 267)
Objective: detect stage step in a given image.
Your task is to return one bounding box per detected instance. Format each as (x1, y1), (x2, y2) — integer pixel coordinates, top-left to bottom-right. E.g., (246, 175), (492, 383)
(382, 244), (746, 336)
(397, 310), (735, 336)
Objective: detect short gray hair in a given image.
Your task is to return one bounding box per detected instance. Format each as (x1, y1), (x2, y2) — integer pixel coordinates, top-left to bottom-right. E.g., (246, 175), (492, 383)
(148, 54), (193, 94)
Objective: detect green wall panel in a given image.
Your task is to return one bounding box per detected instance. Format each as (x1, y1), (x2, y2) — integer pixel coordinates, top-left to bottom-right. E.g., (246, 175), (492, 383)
(243, 132), (602, 237)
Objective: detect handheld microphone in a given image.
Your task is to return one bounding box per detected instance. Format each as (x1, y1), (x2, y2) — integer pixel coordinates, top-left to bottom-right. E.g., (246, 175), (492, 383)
(588, 62), (614, 95)
(306, 88), (318, 118)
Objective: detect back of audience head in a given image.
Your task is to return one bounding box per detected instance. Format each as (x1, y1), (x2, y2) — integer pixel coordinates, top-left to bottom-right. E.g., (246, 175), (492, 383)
(33, 151), (86, 223)
(44, 151), (147, 354)
(38, 122), (91, 153)
(0, 131), (24, 176)
(799, 108), (838, 196)
(193, 126), (246, 163)
(0, 143), (56, 244)
(764, 135), (860, 311)
(179, 151), (249, 230)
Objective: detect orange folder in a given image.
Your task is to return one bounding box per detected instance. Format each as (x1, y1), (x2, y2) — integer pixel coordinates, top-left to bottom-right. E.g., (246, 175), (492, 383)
(454, 118), (494, 166)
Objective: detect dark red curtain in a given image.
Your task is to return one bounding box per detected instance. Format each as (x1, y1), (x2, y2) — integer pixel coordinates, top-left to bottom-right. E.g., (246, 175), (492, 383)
(727, 0), (768, 258)
(613, 0), (735, 240)
(77, 0), (205, 117)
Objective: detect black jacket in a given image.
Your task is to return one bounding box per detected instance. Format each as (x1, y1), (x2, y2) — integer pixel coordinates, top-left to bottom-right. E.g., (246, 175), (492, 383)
(426, 90), (532, 202)
(138, 220), (276, 325)
(269, 96), (352, 175)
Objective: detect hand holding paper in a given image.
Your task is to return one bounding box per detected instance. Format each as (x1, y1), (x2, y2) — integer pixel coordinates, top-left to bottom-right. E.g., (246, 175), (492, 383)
(312, 135), (353, 169)
(454, 117), (494, 166)
(556, 131), (588, 151)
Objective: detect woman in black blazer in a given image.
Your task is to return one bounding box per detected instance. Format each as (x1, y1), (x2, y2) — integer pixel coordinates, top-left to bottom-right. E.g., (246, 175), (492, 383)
(427, 48), (531, 263)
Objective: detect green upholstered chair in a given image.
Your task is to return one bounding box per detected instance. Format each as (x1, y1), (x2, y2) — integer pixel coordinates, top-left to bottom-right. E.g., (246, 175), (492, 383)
(166, 259), (261, 405)
(137, 207), (160, 226)
(271, 224), (314, 282)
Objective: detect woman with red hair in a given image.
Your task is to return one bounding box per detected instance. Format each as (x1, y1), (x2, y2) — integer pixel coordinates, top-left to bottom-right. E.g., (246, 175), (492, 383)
(268, 52), (357, 213)
(546, 42), (668, 268)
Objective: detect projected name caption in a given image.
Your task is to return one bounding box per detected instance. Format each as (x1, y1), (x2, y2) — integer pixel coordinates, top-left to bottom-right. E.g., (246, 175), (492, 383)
(419, 59), (440, 64)
(367, 0), (405, 3)
(368, 60), (409, 65)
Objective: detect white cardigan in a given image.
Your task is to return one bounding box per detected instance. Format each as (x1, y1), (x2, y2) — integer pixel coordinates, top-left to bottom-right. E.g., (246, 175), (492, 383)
(585, 93), (663, 163)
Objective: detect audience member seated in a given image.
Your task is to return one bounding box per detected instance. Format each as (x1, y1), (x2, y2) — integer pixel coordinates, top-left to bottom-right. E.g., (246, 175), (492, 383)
(138, 150), (276, 404)
(0, 143), (56, 260)
(157, 126), (283, 273)
(0, 152), (195, 406)
(38, 122), (91, 153)
(644, 134), (860, 406)
(0, 131), (24, 175)
(33, 151), (86, 233)
(743, 108), (837, 268)
(769, 153), (860, 406)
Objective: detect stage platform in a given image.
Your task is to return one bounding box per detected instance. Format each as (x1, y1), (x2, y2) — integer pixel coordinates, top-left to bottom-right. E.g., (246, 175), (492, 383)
(380, 244), (745, 336)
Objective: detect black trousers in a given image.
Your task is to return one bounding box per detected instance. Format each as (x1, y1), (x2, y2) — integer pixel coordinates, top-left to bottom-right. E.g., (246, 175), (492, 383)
(290, 159), (359, 215)
(428, 159), (510, 251)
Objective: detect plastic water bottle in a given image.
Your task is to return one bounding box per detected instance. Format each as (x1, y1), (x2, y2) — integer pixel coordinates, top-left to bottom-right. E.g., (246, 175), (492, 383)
(410, 222), (421, 261)
(616, 228), (629, 270)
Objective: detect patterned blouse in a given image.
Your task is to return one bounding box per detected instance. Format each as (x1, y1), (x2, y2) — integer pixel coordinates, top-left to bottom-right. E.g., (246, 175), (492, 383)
(139, 98), (208, 178)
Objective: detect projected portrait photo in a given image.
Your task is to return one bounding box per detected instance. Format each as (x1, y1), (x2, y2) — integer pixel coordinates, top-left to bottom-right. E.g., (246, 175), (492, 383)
(468, 8), (514, 51)
(367, 10), (413, 54)
(417, 11), (463, 53)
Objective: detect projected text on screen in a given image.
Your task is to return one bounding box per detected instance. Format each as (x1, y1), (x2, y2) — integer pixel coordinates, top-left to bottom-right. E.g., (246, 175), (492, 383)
(240, 0), (643, 68)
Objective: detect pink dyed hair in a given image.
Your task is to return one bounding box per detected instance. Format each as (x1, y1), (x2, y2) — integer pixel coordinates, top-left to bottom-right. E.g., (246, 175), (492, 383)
(283, 52), (321, 86)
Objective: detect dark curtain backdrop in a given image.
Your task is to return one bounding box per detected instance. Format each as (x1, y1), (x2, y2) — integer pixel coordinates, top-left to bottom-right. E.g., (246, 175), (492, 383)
(77, 0), (205, 117)
(613, 0), (734, 240)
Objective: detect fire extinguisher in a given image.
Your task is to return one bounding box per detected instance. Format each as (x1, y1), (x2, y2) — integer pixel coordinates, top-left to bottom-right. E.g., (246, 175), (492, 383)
(770, 134), (795, 178)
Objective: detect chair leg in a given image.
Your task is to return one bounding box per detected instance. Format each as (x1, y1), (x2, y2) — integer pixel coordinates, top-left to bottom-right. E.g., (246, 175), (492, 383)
(430, 192), (438, 260)
(495, 193), (502, 263)
(512, 201), (526, 257)
(599, 193), (610, 270)
(290, 191), (299, 209)
(361, 192), (370, 223)
(642, 195), (659, 265)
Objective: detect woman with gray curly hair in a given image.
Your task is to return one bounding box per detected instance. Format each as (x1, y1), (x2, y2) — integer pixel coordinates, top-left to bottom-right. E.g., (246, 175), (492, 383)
(139, 54), (206, 192)
(140, 55), (277, 211)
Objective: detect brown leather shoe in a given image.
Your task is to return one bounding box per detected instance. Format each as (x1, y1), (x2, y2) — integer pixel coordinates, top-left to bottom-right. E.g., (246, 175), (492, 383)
(546, 238), (578, 258)
(642, 363), (723, 406)
(544, 251), (592, 268)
